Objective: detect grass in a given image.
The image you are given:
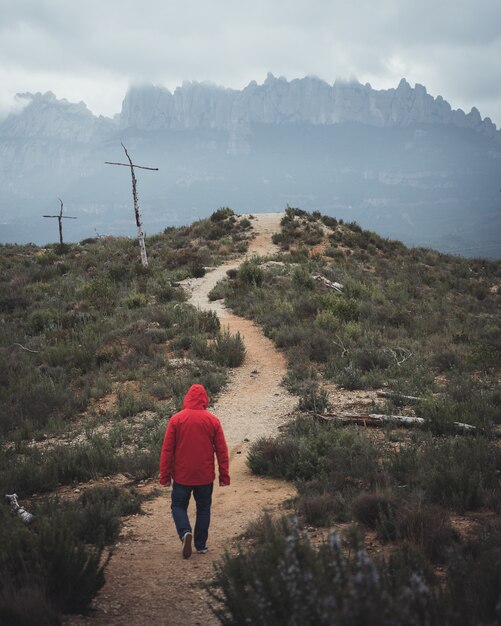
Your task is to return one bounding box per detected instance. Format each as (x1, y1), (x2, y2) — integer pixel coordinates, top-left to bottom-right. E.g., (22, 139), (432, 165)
(248, 414), (501, 529)
(211, 207), (500, 433)
(0, 208), (251, 621)
(2, 205), (500, 623)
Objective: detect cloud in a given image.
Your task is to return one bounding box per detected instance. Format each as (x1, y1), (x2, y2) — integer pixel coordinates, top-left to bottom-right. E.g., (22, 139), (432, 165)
(1, 0), (500, 124)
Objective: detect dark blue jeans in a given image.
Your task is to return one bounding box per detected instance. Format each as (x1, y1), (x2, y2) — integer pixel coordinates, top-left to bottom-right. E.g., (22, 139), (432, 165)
(171, 482), (213, 551)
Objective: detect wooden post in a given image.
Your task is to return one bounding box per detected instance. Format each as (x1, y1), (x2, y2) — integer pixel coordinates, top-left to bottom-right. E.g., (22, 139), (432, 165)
(43, 198), (77, 244)
(105, 143), (158, 268)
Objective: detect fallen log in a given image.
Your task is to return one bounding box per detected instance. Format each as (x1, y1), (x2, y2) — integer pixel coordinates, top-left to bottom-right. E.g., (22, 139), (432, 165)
(376, 391), (423, 403)
(313, 274), (343, 292)
(310, 411), (498, 436)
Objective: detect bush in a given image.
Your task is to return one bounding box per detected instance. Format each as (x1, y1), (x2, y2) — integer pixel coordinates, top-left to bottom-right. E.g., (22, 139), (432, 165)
(211, 207), (234, 222)
(197, 309), (220, 334)
(124, 293), (148, 308)
(351, 491), (397, 531)
(0, 498), (106, 617)
(248, 417), (381, 489)
(395, 498), (457, 563)
(387, 435), (501, 512)
(238, 261), (264, 287)
(0, 584), (61, 625)
(446, 521), (501, 626)
(292, 266), (315, 290)
(210, 516), (438, 626)
(247, 438), (299, 480)
(79, 275), (116, 311)
(190, 263), (206, 278)
(298, 493), (338, 526)
(297, 382), (330, 413)
(212, 330), (246, 367)
(116, 390), (155, 418)
(156, 284), (185, 303)
(321, 215), (338, 229)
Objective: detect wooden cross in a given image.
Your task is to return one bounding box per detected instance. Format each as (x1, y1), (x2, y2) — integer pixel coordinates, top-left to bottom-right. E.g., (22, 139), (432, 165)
(105, 143), (158, 268)
(43, 199), (77, 244)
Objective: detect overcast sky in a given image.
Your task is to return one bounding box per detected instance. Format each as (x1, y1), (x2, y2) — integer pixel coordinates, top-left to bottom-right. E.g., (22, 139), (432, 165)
(1, 0), (500, 126)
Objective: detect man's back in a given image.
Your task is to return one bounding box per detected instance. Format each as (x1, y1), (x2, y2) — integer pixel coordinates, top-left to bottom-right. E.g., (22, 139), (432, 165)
(159, 384), (230, 486)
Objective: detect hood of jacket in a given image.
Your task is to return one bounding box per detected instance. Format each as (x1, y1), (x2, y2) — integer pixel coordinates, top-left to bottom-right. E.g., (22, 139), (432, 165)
(182, 384), (209, 410)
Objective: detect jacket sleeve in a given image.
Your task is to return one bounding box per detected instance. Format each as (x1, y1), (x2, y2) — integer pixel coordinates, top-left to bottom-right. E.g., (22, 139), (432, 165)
(214, 421), (230, 485)
(159, 418), (176, 485)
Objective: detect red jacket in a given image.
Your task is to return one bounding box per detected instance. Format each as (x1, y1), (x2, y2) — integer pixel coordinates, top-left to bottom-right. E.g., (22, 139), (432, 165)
(159, 384), (230, 486)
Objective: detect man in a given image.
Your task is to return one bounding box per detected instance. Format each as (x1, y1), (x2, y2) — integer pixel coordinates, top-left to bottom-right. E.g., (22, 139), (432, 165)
(159, 384), (230, 559)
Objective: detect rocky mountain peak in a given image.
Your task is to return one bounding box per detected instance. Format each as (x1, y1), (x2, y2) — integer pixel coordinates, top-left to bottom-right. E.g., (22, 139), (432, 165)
(1, 91), (114, 142)
(118, 75), (500, 152)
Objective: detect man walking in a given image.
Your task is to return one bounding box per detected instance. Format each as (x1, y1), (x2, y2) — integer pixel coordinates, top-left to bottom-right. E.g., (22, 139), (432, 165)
(159, 384), (230, 559)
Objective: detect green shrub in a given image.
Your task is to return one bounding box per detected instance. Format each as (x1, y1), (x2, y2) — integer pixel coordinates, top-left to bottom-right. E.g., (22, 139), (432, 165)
(212, 330), (246, 367)
(124, 293), (148, 308)
(297, 493), (338, 526)
(352, 347), (394, 372)
(197, 309), (221, 334)
(321, 215), (338, 228)
(116, 390), (155, 418)
(247, 438), (300, 480)
(211, 207), (234, 222)
(248, 417), (380, 489)
(332, 364), (365, 390)
(387, 435), (501, 512)
(208, 280), (227, 301)
(351, 491), (397, 530)
(38, 522), (104, 613)
(156, 284), (185, 303)
(0, 584), (61, 625)
(292, 266), (315, 290)
(314, 309), (341, 333)
(394, 498), (457, 563)
(210, 516), (438, 626)
(0, 499), (106, 617)
(238, 261), (264, 287)
(330, 297), (360, 322)
(79, 275), (117, 310)
(446, 521), (501, 626)
(190, 263), (206, 278)
(297, 382), (330, 413)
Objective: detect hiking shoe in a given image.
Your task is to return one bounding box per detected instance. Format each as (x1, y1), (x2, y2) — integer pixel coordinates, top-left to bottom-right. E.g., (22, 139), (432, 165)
(197, 547), (208, 554)
(182, 532), (192, 559)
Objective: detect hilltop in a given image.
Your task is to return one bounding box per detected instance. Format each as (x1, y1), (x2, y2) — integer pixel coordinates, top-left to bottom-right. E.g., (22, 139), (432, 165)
(0, 209), (500, 624)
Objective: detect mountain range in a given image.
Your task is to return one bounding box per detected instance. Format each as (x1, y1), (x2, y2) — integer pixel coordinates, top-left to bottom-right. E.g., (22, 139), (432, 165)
(1, 74), (500, 257)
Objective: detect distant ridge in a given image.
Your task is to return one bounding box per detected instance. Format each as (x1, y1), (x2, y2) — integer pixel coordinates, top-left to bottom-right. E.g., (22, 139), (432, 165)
(120, 74), (500, 152)
(0, 75), (500, 256)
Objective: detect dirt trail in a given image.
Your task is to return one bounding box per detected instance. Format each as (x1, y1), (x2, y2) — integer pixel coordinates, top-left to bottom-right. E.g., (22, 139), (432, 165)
(70, 213), (296, 626)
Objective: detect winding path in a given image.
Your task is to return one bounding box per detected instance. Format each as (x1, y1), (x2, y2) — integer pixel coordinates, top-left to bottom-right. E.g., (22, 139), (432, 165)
(70, 213), (297, 626)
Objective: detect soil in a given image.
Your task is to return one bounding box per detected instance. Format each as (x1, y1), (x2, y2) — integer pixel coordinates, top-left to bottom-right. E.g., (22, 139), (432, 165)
(68, 213), (297, 626)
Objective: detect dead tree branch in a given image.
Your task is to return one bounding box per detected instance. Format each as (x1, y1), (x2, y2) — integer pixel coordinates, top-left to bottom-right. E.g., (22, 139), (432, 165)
(313, 274), (343, 292)
(105, 143), (158, 267)
(12, 342), (39, 354)
(383, 347), (413, 367)
(309, 411), (499, 436)
(43, 198), (77, 244)
(376, 391), (422, 403)
(5, 494), (34, 524)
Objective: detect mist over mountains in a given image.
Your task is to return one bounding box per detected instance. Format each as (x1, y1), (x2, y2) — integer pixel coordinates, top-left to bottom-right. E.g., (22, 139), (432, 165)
(1, 74), (500, 257)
